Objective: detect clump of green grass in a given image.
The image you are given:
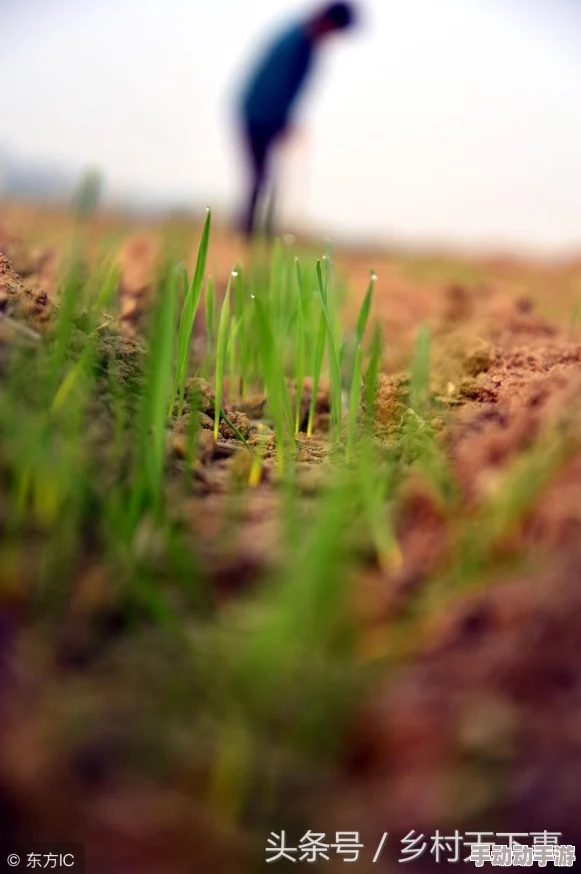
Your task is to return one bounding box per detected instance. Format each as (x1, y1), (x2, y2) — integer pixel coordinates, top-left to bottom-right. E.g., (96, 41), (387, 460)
(204, 275), (215, 379)
(294, 259), (306, 435)
(316, 260), (343, 438)
(397, 325), (457, 505)
(213, 271), (233, 440)
(346, 270), (377, 461)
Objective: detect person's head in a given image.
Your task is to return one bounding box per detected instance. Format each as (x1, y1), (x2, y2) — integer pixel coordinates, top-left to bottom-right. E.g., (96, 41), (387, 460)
(307, 2), (359, 40)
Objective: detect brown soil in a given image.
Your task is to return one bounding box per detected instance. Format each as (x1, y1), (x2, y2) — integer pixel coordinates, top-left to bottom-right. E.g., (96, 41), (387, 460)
(116, 233), (163, 337)
(0, 253), (54, 331)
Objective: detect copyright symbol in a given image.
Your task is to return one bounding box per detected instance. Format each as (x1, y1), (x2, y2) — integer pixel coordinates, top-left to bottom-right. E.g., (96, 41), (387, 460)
(7, 855), (20, 867)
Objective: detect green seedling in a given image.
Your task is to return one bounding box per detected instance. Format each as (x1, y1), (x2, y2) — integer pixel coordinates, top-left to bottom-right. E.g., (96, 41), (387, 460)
(346, 345), (362, 463)
(227, 315), (240, 404)
(252, 294), (294, 474)
(214, 272), (233, 440)
(130, 262), (179, 522)
(173, 208), (211, 416)
(409, 324), (431, 418)
(294, 259), (306, 434)
(364, 323), (383, 428)
(316, 260), (343, 436)
(205, 275), (215, 379)
(358, 439), (402, 571)
(233, 266), (249, 397)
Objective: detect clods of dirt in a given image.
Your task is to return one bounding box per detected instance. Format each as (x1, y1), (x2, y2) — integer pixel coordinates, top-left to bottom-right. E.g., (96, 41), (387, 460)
(0, 253), (53, 332)
(335, 548), (581, 855)
(290, 376), (332, 433)
(371, 374), (408, 430)
(116, 234), (162, 337)
(441, 283), (475, 324)
(431, 330), (495, 393)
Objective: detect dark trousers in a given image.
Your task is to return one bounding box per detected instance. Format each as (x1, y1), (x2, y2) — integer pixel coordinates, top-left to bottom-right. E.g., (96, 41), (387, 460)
(240, 118), (283, 238)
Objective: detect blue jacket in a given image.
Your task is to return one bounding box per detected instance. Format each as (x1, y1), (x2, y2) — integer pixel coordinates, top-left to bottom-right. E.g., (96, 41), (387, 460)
(240, 22), (315, 132)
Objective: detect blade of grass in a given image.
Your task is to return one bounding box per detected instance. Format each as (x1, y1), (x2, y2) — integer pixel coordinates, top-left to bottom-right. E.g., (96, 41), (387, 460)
(359, 440), (402, 571)
(173, 208), (211, 415)
(364, 323), (383, 428)
(294, 259), (306, 434)
(252, 295), (294, 474)
(149, 264), (179, 495)
(214, 273), (233, 440)
(130, 262), (178, 522)
(227, 315), (239, 405)
(205, 275), (215, 379)
(346, 344), (362, 462)
(409, 325), (431, 418)
(316, 260), (343, 436)
(307, 309), (327, 437)
(356, 271), (377, 346)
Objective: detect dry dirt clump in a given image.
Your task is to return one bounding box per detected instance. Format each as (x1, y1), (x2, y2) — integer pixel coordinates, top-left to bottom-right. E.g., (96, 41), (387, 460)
(172, 378), (252, 442)
(371, 373), (409, 431)
(0, 253), (54, 337)
(445, 309), (581, 503)
(179, 377), (217, 417)
(431, 329), (495, 397)
(441, 283), (476, 324)
(116, 234), (162, 337)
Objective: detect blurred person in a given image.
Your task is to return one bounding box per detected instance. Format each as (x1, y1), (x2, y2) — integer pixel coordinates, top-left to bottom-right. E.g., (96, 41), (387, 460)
(236, 2), (359, 238)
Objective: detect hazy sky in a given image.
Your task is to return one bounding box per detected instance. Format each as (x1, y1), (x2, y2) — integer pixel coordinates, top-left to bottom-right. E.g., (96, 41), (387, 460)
(1, 0), (580, 252)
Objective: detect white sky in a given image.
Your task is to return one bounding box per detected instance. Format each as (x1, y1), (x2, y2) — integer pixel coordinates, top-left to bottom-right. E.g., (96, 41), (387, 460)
(1, 0), (580, 252)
